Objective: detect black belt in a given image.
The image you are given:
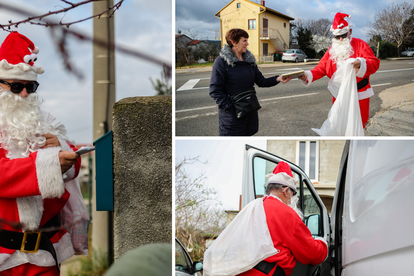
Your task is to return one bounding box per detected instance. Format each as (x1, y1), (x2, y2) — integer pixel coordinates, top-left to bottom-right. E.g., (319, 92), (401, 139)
(0, 215), (60, 272)
(253, 261), (286, 276)
(357, 78), (368, 90)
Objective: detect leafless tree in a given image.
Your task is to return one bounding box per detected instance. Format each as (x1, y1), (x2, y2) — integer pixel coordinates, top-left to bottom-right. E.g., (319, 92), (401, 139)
(367, 2), (414, 54)
(291, 18), (333, 53)
(308, 18), (333, 38)
(0, 0), (171, 79)
(175, 157), (226, 261)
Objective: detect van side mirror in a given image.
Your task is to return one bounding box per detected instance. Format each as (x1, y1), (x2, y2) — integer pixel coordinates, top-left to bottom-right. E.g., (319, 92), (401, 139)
(193, 261), (203, 272)
(305, 214), (320, 236)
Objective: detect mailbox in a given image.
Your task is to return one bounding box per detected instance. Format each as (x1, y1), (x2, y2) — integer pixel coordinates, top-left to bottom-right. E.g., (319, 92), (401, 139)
(94, 131), (114, 211)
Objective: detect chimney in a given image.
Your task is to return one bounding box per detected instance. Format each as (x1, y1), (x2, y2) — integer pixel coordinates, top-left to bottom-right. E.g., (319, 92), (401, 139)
(261, 0), (265, 6)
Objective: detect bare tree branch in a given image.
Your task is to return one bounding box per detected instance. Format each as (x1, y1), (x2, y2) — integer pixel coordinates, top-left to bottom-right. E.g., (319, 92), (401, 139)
(367, 2), (414, 53)
(0, 1), (171, 79)
(0, 0), (123, 29)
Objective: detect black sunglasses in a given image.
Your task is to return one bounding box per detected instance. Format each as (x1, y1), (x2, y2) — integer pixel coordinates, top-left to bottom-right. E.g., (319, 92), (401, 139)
(283, 186), (297, 196)
(334, 33), (348, 40)
(0, 79), (39, 94)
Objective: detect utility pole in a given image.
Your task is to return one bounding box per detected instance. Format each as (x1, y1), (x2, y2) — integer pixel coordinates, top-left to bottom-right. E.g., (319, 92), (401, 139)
(92, 0), (116, 266)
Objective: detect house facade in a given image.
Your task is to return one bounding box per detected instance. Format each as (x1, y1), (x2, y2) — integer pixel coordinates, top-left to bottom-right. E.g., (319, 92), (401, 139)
(215, 0), (294, 61)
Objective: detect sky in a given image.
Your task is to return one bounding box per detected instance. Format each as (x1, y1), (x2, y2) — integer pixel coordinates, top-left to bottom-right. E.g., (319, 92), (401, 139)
(0, 0), (172, 144)
(175, 139), (267, 211)
(176, 0), (413, 42)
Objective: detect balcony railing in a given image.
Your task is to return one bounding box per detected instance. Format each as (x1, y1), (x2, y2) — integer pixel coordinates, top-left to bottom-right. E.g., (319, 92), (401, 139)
(260, 27), (287, 49)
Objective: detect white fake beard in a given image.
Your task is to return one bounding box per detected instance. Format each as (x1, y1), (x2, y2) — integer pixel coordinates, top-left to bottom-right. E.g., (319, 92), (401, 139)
(287, 195), (304, 220)
(0, 89), (49, 159)
(329, 37), (354, 65)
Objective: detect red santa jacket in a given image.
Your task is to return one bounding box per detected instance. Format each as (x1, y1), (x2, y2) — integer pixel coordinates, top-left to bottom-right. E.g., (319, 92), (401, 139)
(238, 196), (327, 276)
(304, 37), (380, 101)
(0, 142), (81, 271)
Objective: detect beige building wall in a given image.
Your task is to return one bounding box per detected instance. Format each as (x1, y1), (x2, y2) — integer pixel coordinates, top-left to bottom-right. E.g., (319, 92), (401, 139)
(219, 0), (261, 57)
(217, 0), (292, 59)
(266, 140), (345, 213)
(259, 13), (290, 53)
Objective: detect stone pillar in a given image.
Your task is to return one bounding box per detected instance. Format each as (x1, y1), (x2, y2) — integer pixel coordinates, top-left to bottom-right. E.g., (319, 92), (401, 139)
(112, 96), (172, 260)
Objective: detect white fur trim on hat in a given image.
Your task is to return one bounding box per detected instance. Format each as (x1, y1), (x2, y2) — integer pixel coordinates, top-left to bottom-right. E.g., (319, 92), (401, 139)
(0, 59), (44, 81)
(36, 147), (65, 199)
(331, 25), (352, 36)
(265, 172), (297, 191)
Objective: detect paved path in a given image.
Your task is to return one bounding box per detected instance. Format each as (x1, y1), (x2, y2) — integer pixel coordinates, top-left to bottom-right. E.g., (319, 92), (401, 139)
(365, 82), (414, 136)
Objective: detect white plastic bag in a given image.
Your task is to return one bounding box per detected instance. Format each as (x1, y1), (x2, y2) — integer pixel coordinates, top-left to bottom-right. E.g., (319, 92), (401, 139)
(203, 198), (279, 276)
(312, 58), (364, 136)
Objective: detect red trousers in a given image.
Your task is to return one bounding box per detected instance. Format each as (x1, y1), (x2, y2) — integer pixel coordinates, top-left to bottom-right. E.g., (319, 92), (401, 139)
(332, 97), (370, 128)
(0, 263), (59, 276)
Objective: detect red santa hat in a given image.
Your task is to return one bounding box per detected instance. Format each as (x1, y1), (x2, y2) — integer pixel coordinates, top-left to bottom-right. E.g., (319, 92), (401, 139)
(0, 31), (44, 81)
(265, 161), (297, 192)
(330, 13), (353, 36)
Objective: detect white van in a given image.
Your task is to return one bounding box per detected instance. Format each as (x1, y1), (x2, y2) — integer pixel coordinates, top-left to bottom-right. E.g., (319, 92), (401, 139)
(242, 140), (414, 276)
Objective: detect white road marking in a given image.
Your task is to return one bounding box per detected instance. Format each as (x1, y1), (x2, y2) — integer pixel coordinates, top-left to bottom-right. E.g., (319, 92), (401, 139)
(260, 92), (319, 102)
(377, 68), (414, 73)
(177, 86), (209, 91)
(177, 79), (201, 91)
(371, 83), (391, 87)
(176, 92), (319, 114)
(176, 112), (218, 121)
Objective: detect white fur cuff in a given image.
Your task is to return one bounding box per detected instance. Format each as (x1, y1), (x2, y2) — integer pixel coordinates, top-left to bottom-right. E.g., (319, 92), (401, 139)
(36, 147), (65, 198)
(356, 57), (367, 78)
(301, 70), (313, 87)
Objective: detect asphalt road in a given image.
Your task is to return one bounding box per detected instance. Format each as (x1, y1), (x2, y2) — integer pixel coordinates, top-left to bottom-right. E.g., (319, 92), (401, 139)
(175, 59), (414, 136)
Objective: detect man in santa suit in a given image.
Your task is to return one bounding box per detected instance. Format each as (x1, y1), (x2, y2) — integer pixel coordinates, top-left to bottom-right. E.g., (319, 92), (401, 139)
(0, 32), (89, 275)
(238, 162), (328, 276)
(299, 12), (380, 128)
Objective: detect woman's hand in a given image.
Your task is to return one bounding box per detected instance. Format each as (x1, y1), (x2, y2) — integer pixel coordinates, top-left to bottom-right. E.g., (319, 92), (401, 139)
(277, 76), (292, 83)
(42, 133), (61, 149)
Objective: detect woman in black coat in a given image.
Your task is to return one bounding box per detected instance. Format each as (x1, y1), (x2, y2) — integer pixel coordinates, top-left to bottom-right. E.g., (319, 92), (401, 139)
(209, 28), (291, 136)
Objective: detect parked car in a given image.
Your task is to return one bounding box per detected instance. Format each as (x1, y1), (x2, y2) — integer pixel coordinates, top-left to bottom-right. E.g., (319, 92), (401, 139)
(401, 48), (414, 57)
(282, 49), (307, 63)
(242, 141), (414, 276)
(175, 238), (203, 276)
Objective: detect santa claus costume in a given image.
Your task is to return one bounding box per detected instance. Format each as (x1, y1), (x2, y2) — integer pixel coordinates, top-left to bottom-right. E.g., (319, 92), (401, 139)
(204, 162), (327, 276)
(0, 32), (89, 276)
(238, 162), (327, 276)
(302, 13), (380, 127)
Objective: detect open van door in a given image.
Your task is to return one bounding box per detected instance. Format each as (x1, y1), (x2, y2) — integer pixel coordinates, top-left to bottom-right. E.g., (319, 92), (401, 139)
(241, 144), (332, 276)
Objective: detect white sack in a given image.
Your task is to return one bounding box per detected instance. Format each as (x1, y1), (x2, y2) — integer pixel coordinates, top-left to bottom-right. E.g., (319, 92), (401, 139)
(203, 198), (279, 276)
(312, 58), (364, 136)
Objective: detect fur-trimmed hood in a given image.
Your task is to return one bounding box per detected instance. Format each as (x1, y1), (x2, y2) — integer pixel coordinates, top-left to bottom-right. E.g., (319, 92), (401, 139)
(219, 44), (256, 67)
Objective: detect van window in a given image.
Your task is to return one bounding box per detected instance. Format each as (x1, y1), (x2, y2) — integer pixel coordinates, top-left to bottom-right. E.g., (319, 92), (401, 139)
(253, 156), (300, 198)
(302, 179), (323, 237)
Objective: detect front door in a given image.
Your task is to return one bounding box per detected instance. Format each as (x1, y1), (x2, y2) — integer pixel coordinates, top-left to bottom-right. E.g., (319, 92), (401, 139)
(263, 43), (268, 56)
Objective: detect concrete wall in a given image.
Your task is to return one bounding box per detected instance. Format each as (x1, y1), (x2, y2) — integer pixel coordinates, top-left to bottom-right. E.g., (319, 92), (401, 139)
(319, 140), (345, 186)
(112, 95), (172, 260)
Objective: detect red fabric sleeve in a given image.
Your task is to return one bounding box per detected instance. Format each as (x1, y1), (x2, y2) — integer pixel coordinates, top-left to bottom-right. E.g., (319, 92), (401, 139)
(310, 51), (330, 82)
(359, 40), (380, 78)
(0, 151), (41, 198)
(287, 219), (328, 265)
(67, 142), (81, 179)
